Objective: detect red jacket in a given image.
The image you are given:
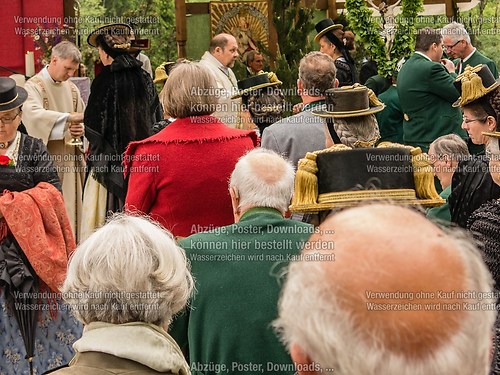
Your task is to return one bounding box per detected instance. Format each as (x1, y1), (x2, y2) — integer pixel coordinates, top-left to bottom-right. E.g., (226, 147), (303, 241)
(124, 116), (258, 238)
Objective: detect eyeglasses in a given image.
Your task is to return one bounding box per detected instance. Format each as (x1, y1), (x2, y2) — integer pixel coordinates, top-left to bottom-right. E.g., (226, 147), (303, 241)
(428, 154), (443, 165)
(0, 112), (20, 124)
(443, 40), (462, 50)
(462, 116), (487, 124)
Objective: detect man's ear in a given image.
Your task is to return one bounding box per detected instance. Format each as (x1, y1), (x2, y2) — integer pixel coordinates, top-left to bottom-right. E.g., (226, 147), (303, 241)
(297, 79), (303, 94)
(290, 343), (320, 375)
(229, 186), (239, 211)
(334, 78), (339, 88)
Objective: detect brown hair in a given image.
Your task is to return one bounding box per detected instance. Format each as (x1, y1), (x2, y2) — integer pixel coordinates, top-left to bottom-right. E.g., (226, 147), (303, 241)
(415, 27), (442, 52)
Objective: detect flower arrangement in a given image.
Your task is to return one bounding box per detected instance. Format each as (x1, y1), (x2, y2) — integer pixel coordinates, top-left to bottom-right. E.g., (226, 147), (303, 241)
(32, 23), (75, 66)
(0, 155), (15, 167)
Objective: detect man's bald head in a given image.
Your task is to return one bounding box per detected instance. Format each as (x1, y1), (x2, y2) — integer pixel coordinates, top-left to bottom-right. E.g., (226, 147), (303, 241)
(209, 33), (236, 52)
(276, 204), (495, 375)
(230, 148), (294, 214)
(209, 33), (239, 68)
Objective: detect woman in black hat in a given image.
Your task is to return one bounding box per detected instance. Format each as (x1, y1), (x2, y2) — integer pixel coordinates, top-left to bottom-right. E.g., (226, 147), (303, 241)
(314, 19), (357, 87)
(0, 77), (81, 374)
(465, 64), (500, 375)
(448, 64), (500, 228)
(233, 73), (284, 135)
(81, 23), (162, 240)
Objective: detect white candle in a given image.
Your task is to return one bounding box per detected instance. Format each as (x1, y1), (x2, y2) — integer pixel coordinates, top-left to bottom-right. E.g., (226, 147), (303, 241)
(25, 51), (35, 77)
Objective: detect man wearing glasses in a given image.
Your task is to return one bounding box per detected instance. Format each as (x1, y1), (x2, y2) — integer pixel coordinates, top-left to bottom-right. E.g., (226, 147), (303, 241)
(441, 22), (498, 77)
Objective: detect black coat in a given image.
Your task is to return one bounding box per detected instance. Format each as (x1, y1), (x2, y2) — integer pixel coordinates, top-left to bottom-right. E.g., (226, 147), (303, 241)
(85, 54), (162, 200)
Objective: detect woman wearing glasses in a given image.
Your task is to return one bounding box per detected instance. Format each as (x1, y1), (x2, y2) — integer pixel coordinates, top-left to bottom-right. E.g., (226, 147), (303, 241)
(0, 77), (81, 373)
(465, 66), (500, 375)
(448, 64), (500, 228)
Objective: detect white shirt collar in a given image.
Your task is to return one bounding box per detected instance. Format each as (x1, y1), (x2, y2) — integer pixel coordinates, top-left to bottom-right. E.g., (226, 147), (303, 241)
(415, 51), (432, 61)
(463, 48), (477, 63)
(41, 65), (61, 84)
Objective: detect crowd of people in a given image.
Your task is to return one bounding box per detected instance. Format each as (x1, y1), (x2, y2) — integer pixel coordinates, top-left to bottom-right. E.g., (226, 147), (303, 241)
(0, 17), (499, 375)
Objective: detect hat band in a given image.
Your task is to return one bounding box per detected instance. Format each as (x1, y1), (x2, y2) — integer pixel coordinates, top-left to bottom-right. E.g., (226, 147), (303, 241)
(318, 189), (416, 204)
(325, 106), (371, 116)
(0, 93), (19, 106)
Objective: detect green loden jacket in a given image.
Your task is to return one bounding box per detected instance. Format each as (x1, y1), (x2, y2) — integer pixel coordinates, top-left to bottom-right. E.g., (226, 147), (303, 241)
(397, 52), (466, 152)
(170, 207), (315, 375)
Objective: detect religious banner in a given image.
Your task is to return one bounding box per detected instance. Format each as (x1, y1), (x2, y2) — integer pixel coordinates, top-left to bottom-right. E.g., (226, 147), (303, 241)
(209, 1), (269, 62)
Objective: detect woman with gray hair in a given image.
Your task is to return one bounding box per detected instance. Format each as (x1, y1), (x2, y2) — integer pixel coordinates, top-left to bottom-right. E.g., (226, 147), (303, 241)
(427, 133), (469, 223)
(49, 214), (193, 374)
(124, 61), (257, 238)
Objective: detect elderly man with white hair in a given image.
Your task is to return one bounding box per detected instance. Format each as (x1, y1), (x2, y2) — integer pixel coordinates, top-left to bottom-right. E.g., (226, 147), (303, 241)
(169, 148), (314, 374)
(275, 204), (496, 375)
(441, 22), (498, 77)
(49, 214), (193, 374)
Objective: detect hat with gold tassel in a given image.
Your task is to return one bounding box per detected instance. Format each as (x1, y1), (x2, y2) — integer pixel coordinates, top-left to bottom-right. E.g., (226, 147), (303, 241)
(453, 64), (500, 107)
(153, 61), (176, 84)
(290, 142), (444, 213)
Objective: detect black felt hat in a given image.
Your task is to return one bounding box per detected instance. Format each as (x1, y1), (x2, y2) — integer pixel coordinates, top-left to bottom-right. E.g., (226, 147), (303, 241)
(453, 64), (500, 108)
(289, 143), (444, 213)
(0, 77), (28, 112)
(314, 19), (343, 43)
(231, 73), (282, 99)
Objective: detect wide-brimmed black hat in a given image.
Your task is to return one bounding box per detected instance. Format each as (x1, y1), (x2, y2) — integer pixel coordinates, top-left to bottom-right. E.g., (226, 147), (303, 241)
(314, 19), (344, 43)
(313, 85), (385, 118)
(289, 143), (444, 213)
(453, 64), (500, 108)
(231, 73), (282, 99)
(0, 77), (28, 112)
(87, 23), (132, 48)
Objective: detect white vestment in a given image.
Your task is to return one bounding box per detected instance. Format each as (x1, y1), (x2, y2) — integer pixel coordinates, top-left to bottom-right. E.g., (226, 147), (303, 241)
(200, 51), (242, 128)
(23, 68), (86, 242)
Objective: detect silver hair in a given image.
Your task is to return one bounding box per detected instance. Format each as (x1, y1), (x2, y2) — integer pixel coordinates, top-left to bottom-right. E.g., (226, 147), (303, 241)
(51, 40), (82, 63)
(334, 115), (381, 148)
(62, 213), (194, 327)
(429, 134), (470, 164)
(441, 22), (471, 44)
(275, 225), (495, 375)
(229, 148), (295, 213)
(299, 51), (337, 97)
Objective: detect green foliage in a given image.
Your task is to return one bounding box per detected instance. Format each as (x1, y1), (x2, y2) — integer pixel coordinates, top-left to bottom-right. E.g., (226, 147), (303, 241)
(346, 0), (422, 77)
(272, 0), (316, 113)
(346, 0), (386, 72)
(78, 0), (107, 79)
(391, 0), (422, 62)
(79, 0), (176, 79)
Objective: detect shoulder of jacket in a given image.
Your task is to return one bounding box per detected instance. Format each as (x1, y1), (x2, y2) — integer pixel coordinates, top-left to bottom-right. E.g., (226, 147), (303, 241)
(335, 59), (351, 71)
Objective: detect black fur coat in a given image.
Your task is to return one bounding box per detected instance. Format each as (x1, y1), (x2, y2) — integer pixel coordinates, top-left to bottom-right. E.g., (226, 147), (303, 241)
(85, 54), (162, 201)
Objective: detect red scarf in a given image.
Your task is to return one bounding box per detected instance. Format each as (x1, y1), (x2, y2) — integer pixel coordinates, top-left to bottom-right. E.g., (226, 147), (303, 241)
(0, 182), (75, 292)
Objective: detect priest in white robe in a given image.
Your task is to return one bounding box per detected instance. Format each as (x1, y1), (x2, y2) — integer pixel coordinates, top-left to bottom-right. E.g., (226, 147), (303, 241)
(22, 41), (85, 242)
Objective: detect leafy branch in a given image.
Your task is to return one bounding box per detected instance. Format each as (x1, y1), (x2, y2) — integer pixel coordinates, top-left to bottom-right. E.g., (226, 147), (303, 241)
(346, 0), (422, 77)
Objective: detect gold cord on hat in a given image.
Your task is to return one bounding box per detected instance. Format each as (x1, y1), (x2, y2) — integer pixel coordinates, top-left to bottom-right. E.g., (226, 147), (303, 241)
(290, 142), (443, 212)
(0, 93), (19, 106)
